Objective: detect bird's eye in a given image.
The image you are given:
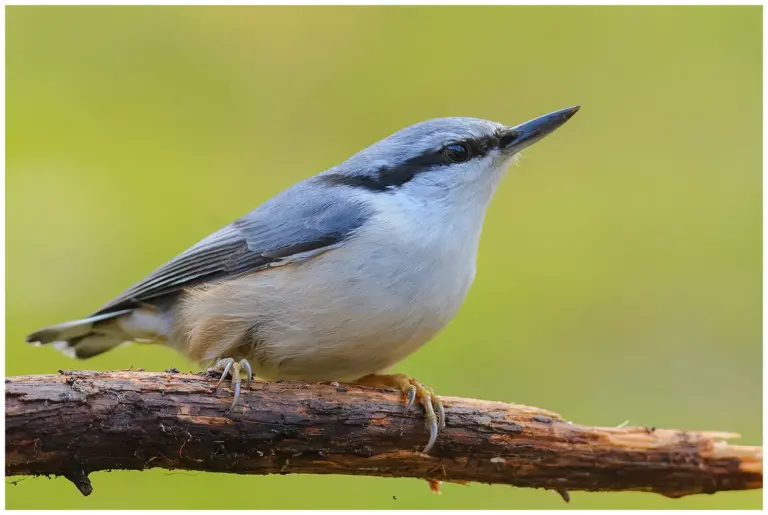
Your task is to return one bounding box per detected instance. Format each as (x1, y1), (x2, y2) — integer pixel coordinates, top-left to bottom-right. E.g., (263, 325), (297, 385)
(443, 143), (471, 163)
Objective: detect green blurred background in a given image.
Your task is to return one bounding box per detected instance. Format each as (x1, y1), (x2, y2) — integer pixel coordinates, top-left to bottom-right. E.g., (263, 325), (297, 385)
(6, 5), (762, 509)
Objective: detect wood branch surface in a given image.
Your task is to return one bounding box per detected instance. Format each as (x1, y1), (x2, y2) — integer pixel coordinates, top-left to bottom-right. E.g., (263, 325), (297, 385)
(5, 370), (762, 498)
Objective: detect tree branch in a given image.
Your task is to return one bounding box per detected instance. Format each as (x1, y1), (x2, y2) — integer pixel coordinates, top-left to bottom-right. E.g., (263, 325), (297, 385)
(5, 370), (762, 499)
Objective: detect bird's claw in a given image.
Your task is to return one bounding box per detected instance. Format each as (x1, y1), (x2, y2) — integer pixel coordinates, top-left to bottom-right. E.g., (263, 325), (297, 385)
(404, 387), (417, 412)
(398, 379), (446, 452)
(356, 373), (447, 454)
(214, 359), (234, 390)
(210, 357), (254, 412)
(435, 399), (446, 431)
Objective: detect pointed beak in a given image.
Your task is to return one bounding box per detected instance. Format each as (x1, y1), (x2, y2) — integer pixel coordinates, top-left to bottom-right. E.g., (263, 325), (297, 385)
(499, 105), (580, 154)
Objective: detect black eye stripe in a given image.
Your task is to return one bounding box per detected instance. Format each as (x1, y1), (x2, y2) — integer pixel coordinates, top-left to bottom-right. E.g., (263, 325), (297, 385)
(433, 133), (501, 165)
(450, 134), (501, 159)
(320, 132), (503, 192)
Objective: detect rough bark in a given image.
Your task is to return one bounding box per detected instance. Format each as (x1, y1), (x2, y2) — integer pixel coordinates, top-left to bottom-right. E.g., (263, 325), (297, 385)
(5, 370), (762, 499)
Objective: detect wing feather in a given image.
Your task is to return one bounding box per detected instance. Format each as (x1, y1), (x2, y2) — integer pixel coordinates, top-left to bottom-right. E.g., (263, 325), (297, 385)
(94, 181), (371, 314)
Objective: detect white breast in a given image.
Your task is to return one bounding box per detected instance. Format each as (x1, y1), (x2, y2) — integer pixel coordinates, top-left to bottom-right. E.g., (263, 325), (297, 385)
(232, 186), (491, 382)
(173, 172), (501, 383)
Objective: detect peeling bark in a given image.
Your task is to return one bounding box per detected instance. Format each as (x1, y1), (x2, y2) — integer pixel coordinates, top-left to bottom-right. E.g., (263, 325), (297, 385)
(5, 370), (762, 498)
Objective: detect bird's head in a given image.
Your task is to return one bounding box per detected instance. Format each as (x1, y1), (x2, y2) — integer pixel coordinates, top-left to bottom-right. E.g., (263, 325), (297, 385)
(321, 106), (580, 204)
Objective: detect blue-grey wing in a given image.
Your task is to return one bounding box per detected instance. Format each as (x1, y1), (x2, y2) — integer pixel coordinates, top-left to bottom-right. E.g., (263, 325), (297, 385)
(94, 181), (371, 314)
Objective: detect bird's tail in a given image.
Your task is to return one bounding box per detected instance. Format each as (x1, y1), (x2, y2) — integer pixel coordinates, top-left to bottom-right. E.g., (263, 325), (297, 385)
(26, 308), (141, 359)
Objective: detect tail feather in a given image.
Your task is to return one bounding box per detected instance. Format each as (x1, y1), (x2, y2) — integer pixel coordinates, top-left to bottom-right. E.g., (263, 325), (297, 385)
(52, 334), (131, 359)
(26, 308), (135, 359)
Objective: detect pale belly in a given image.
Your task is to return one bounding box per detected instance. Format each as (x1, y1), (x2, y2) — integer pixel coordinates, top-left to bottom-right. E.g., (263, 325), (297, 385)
(172, 231), (478, 382)
(245, 247), (475, 381)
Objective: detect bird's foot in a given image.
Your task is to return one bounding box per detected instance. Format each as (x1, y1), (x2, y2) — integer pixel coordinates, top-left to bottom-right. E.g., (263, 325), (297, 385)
(355, 373), (446, 454)
(208, 358), (253, 413)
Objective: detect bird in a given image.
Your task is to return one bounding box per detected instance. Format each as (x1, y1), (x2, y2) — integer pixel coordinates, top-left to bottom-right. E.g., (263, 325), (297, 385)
(26, 105), (580, 453)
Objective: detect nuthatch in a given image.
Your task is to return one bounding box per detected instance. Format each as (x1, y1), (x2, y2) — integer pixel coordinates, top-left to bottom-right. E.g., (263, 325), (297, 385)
(27, 106), (580, 453)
